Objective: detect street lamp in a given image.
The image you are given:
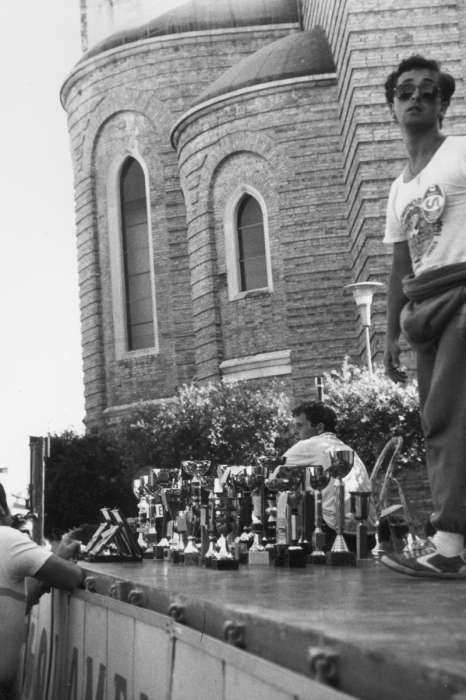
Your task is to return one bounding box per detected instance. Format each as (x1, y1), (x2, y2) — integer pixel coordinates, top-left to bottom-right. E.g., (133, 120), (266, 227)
(344, 281), (385, 377)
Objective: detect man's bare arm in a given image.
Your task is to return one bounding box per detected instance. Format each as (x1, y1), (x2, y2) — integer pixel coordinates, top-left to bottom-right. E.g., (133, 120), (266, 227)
(29, 530), (84, 605)
(384, 241), (413, 383)
(33, 554), (84, 590)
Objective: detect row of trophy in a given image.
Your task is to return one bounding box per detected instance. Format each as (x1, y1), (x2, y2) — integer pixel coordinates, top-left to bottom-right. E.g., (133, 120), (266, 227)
(130, 449), (374, 568)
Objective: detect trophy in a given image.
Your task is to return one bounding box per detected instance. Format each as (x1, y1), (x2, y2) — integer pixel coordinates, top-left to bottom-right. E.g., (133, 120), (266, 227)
(132, 475), (151, 553)
(229, 467), (253, 562)
(241, 466), (268, 565)
(162, 468), (184, 563)
(210, 473), (239, 570)
(264, 496), (277, 554)
(265, 466), (307, 567)
(150, 469), (174, 559)
(203, 490), (218, 564)
(181, 461), (211, 565)
(326, 449), (356, 566)
(308, 465), (331, 564)
(350, 491), (373, 564)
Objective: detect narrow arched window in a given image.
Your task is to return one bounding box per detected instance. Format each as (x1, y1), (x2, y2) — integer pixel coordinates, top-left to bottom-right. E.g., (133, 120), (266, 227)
(120, 158), (154, 351)
(236, 195), (268, 292)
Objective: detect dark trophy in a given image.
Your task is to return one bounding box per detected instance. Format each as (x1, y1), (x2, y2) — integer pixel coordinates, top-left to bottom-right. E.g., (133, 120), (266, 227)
(211, 476), (239, 570)
(199, 469), (216, 560)
(243, 466), (268, 564)
(350, 491), (373, 564)
(326, 449), (356, 566)
(265, 466), (307, 567)
(308, 465), (331, 564)
(150, 469), (174, 559)
(181, 460), (211, 565)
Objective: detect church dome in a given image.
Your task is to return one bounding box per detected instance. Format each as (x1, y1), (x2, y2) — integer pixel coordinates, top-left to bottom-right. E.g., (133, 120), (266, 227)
(80, 0), (299, 63)
(192, 27), (336, 106)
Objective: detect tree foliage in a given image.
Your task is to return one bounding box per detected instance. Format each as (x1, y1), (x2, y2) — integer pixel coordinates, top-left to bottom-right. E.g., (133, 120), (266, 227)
(44, 430), (138, 539)
(323, 358), (424, 473)
(112, 380), (293, 475)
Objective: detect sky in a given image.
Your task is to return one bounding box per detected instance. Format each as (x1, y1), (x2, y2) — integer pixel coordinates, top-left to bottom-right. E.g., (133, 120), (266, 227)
(0, 0), (187, 502)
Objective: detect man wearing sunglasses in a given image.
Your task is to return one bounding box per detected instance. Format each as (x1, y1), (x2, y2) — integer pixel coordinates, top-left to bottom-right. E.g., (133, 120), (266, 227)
(382, 54), (466, 579)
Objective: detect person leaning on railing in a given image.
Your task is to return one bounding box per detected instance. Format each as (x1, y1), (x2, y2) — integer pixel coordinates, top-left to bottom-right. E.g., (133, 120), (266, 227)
(0, 481), (84, 699)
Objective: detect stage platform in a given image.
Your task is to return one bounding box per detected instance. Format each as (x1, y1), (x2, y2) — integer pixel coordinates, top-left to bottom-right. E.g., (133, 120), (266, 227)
(77, 556), (466, 700)
(19, 555), (466, 700)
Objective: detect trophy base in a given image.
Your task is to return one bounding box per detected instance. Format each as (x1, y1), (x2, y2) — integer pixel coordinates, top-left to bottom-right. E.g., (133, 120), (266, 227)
(299, 541), (312, 556)
(284, 546), (307, 568)
(143, 550), (154, 560)
(270, 544), (287, 567)
(211, 558), (239, 570)
(233, 543), (249, 564)
(307, 552), (327, 565)
(248, 550), (270, 565)
(165, 549), (184, 564)
(326, 550), (356, 567)
(184, 553), (200, 565)
(154, 545), (168, 560)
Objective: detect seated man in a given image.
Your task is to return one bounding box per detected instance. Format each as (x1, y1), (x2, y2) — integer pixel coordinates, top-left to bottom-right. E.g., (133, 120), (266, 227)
(283, 402), (377, 552)
(0, 482), (84, 699)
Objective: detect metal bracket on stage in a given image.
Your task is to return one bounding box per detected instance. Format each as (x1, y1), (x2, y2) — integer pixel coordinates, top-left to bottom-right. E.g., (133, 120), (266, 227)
(308, 646), (340, 686)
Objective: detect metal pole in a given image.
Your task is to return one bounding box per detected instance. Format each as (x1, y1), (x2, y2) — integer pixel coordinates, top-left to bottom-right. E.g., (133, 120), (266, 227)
(29, 436), (45, 545)
(364, 326), (373, 377)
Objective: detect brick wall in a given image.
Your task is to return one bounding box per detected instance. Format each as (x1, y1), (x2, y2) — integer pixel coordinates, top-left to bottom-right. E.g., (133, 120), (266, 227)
(62, 26), (297, 425)
(175, 78), (362, 399)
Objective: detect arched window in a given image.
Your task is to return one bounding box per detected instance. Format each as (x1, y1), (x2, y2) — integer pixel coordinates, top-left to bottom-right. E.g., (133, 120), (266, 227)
(120, 158), (155, 351)
(236, 194), (268, 292)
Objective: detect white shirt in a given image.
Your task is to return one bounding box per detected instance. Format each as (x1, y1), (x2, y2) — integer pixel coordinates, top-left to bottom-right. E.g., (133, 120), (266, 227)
(283, 433), (376, 533)
(0, 527), (51, 685)
(384, 136), (466, 275)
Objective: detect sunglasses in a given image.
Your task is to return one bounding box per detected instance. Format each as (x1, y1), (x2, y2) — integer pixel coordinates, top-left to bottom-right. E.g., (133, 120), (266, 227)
(394, 81), (441, 102)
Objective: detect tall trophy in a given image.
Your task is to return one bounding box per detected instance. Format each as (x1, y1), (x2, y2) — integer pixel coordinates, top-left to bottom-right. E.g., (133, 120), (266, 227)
(242, 466), (268, 565)
(308, 465), (331, 565)
(350, 491), (373, 564)
(181, 460), (211, 565)
(150, 469), (173, 559)
(133, 475), (150, 553)
(163, 468), (184, 563)
(199, 468), (216, 560)
(229, 467), (253, 562)
(210, 474), (239, 570)
(265, 466), (307, 567)
(326, 449), (356, 566)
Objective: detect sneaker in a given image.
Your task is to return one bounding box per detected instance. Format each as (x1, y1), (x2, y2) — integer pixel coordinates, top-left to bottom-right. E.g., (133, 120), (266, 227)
(381, 539), (466, 579)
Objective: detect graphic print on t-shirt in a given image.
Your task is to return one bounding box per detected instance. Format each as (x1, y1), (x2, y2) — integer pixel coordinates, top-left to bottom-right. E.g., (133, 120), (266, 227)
(401, 184), (445, 267)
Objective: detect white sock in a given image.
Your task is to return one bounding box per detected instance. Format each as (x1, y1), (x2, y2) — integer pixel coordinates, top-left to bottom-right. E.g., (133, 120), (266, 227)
(432, 531), (464, 557)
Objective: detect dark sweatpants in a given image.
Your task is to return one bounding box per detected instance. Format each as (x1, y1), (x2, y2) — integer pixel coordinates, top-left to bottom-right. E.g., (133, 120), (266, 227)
(416, 309), (466, 534)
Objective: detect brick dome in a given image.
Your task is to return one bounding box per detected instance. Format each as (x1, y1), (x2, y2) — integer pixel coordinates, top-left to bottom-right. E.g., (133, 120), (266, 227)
(80, 0), (299, 63)
(192, 27), (335, 106)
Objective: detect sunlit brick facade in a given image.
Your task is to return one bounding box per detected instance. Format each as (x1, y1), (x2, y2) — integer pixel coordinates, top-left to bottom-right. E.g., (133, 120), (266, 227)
(63, 0), (466, 426)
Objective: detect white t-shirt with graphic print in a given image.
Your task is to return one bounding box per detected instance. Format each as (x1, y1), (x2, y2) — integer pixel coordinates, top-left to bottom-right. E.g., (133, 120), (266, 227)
(384, 136), (466, 275)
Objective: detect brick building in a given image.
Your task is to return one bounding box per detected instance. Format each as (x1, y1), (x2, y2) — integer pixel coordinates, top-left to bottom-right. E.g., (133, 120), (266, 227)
(61, 0), (466, 427)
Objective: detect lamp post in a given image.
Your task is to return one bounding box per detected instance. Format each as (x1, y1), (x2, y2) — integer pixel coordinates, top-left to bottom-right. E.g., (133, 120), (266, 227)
(344, 281), (385, 377)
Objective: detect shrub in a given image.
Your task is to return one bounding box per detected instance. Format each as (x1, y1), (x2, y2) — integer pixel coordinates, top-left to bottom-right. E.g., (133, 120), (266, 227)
(322, 358), (424, 473)
(112, 380), (293, 474)
(44, 430), (138, 539)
